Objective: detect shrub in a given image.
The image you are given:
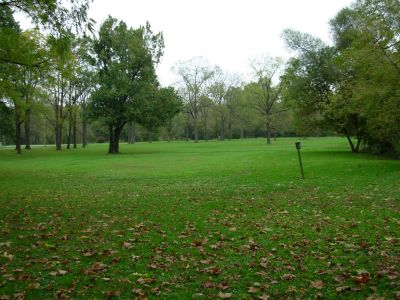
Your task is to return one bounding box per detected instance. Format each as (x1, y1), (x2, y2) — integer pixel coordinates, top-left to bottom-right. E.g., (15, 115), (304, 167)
(96, 136), (105, 143)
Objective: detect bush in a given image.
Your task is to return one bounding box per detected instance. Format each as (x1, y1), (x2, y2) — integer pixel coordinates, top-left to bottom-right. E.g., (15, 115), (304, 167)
(96, 136), (106, 143)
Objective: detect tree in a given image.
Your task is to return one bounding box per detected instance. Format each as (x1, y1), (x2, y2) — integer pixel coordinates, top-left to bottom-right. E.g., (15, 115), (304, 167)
(0, 10), (45, 153)
(0, 0), (93, 32)
(89, 16), (164, 153)
(174, 57), (214, 143)
(137, 86), (182, 143)
(281, 29), (367, 151)
(247, 55), (284, 144)
(330, 0), (400, 154)
(208, 67), (240, 140)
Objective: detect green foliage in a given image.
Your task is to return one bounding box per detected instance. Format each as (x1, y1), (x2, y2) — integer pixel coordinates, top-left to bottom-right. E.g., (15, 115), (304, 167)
(282, 0), (400, 155)
(138, 86), (182, 132)
(0, 0), (93, 32)
(89, 16), (165, 153)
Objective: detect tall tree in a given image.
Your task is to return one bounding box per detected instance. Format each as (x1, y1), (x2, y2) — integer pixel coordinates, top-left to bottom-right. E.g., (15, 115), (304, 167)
(208, 68), (240, 141)
(174, 57), (214, 143)
(89, 16), (164, 153)
(330, 0), (400, 154)
(248, 55), (284, 144)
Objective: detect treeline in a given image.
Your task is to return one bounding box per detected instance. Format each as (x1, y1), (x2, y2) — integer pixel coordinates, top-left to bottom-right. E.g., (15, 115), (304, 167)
(282, 0), (400, 155)
(1, 0), (399, 156)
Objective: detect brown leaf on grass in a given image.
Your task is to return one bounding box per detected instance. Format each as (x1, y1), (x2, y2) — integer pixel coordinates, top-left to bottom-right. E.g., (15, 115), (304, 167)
(217, 292), (232, 299)
(217, 283), (230, 290)
(203, 282), (215, 288)
(248, 286), (260, 293)
(137, 277), (155, 285)
(336, 286), (350, 293)
(258, 294), (270, 300)
(206, 267), (221, 275)
(57, 270), (67, 276)
(83, 262), (107, 275)
(122, 242), (133, 249)
(281, 274), (296, 281)
(2, 252), (13, 261)
(83, 251), (95, 257)
(353, 270), (370, 284)
(200, 259), (212, 265)
(310, 280), (324, 290)
(104, 291), (121, 298)
(132, 288), (146, 296)
(27, 282), (40, 290)
(395, 291), (400, 300)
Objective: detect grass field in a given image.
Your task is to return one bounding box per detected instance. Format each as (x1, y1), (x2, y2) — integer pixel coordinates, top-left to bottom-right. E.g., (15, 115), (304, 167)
(0, 137), (399, 299)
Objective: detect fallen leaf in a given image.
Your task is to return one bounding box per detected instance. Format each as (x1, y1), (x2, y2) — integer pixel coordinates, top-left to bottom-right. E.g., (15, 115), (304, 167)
(27, 282), (40, 290)
(122, 242), (133, 249)
(310, 280), (324, 290)
(336, 286), (350, 293)
(58, 270), (68, 276)
(203, 282), (215, 289)
(217, 292), (232, 299)
(281, 274), (296, 281)
(353, 270), (370, 284)
(248, 286), (260, 293)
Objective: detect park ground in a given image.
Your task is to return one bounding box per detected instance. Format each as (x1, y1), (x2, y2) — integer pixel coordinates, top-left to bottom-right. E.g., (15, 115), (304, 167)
(0, 137), (399, 299)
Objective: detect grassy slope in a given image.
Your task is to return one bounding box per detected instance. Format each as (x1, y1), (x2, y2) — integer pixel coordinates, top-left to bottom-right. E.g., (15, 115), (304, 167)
(0, 137), (399, 299)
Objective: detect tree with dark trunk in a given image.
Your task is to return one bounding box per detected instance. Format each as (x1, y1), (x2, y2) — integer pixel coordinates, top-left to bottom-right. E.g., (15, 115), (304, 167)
(89, 17), (164, 154)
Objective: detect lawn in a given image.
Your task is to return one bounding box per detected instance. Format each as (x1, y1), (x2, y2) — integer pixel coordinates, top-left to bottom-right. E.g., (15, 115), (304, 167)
(0, 137), (399, 299)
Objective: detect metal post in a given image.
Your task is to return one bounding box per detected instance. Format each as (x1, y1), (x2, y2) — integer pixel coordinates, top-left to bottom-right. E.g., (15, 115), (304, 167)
(295, 142), (304, 179)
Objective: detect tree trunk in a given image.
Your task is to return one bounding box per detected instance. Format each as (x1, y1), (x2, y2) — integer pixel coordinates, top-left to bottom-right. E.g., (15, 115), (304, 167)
(24, 109), (31, 149)
(148, 131), (152, 143)
(204, 122), (208, 142)
(67, 114), (72, 149)
(55, 103), (63, 151)
(15, 112), (22, 154)
(82, 105), (88, 148)
(128, 122), (136, 144)
(108, 125), (114, 154)
(240, 128), (244, 139)
(194, 116), (198, 143)
(113, 126), (123, 153)
(228, 122), (232, 140)
(220, 116), (225, 141)
(344, 129), (356, 152)
(73, 113), (77, 149)
(266, 120), (271, 144)
(109, 125), (123, 154)
(55, 122), (61, 151)
(185, 124), (189, 142)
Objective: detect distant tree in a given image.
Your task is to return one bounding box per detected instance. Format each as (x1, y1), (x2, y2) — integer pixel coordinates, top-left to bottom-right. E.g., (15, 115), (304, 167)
(89, 16), (164, 153)
(0, 10), (46, 153)
(174, 57), (214, 143)
(137, 86), (182, 143)
(247, 55), (284, 144)
(198, 95), (213, 142)
(208, 67), (241, 141)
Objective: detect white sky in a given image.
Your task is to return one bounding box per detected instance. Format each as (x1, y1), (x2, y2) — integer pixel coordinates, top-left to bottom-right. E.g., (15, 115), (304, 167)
(18, 0), (355, 86)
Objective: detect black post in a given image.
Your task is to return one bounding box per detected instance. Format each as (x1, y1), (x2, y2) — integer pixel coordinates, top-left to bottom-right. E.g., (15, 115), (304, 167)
(295, 142), (305, 179)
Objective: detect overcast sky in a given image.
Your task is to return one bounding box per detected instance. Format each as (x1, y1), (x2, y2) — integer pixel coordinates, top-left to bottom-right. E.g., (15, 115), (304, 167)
(19, 0), (355, 86)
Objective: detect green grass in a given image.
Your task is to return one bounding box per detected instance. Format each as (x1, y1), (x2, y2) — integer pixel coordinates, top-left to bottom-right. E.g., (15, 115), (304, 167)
(0, 137), (399, 299)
